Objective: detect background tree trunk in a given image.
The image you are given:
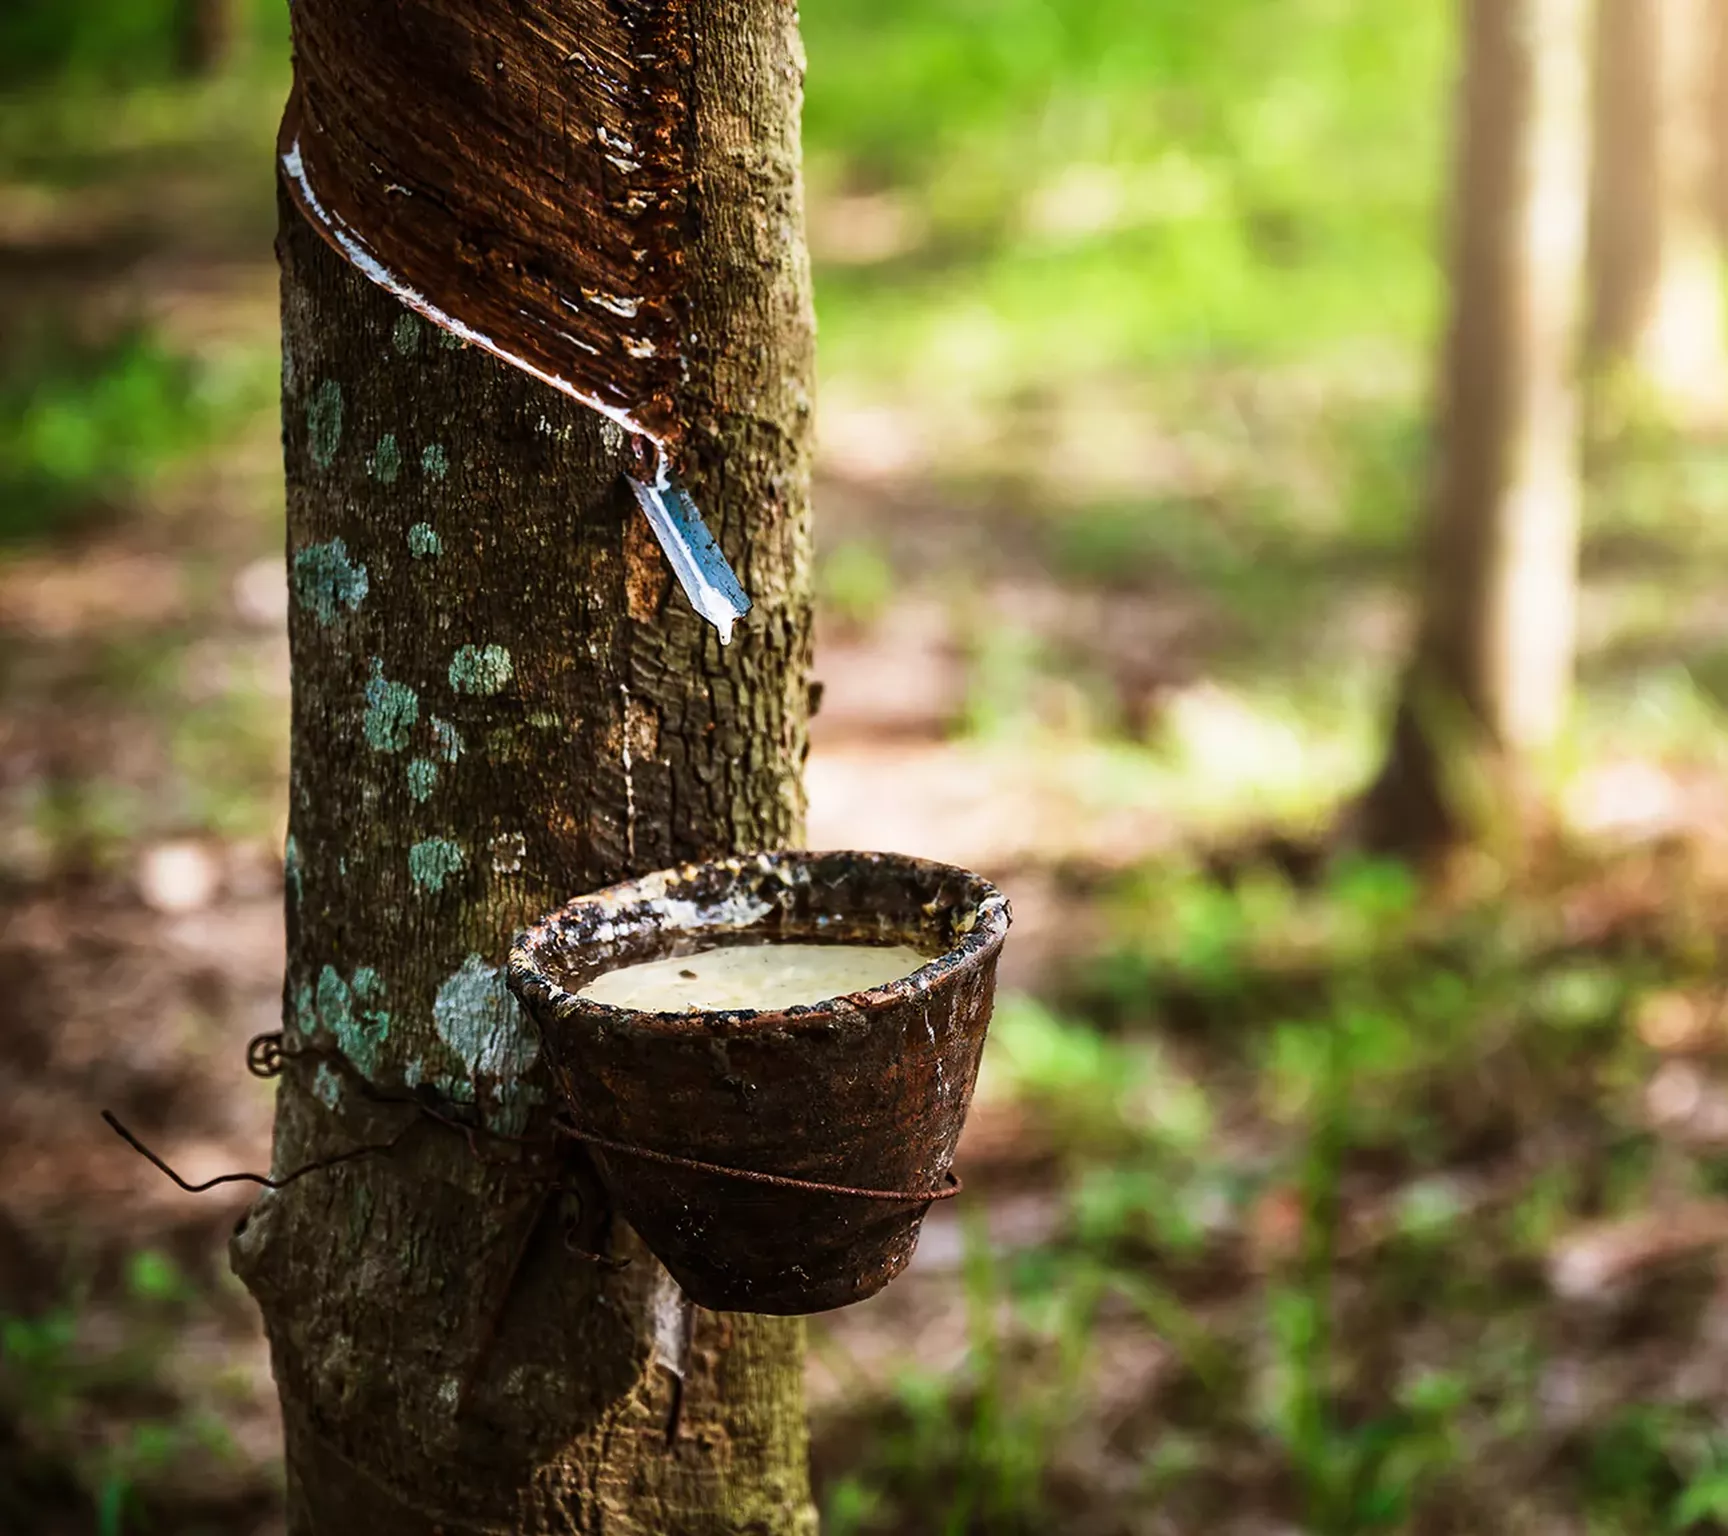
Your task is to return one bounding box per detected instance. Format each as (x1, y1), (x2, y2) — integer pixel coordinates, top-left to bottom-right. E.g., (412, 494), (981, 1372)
(175, 0), (238, 76)
(1588, 0), (1728, 423)
(1360, 0), (1590, 857)
(230, 2), (820, 1529)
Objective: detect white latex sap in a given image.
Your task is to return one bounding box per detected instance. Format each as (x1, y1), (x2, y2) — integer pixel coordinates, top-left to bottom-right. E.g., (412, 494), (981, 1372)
(577, 941), (928, 1012)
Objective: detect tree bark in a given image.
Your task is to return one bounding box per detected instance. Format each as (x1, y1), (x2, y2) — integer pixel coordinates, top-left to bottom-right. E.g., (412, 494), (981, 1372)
(1360, 0), (1590, 857)
(229, 2), (819, 1529)
(1588, 0), (1728, 423)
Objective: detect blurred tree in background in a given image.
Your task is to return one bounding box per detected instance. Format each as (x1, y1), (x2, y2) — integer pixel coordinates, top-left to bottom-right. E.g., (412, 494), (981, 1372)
(1363, 0), (1590, 858)
(1589, 0), (1728, 426)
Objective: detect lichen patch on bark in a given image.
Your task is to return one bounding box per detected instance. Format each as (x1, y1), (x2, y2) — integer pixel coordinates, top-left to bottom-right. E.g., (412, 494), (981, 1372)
(406, 758), (439, 801)
(315, 963), (391, 1079)
(433, 953), (539, 1082)
(291, 539), (368, 625)
(408, 837), (465, 892)
(448, 644), (513, 695)
(367, 433), (402, 483)
(362, 661), (418, 752)
(430, 716), (463, 762)
(306, 378), (343, 467)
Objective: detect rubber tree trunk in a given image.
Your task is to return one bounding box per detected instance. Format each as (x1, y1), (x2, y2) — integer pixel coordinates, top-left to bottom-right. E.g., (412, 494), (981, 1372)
(1360, 0), (1590, 857)
(1588, 0), (1728, 424)
(229, 3), (819, 1529)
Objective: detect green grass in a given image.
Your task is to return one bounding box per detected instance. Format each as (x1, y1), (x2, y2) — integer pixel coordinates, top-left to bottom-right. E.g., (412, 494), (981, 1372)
(816, 848), (1728, 1532)
(1, 1247), (241, 1535)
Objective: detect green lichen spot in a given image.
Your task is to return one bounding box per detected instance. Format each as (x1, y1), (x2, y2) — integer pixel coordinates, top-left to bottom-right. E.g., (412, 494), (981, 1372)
(313, 1061), (343, 1110)
(284, 834), (302, 906)
(449, 644), (512, 695)
(352, 966), (387, 1009)
(307, 379), (343, 468)
(363, 660), (419, 753)
(421, 443), (449, 480)
(406, 757), (438, 801)
(434, 954), (540, 1081)
(436, 328), (465, 350)
(369, 433), (402, 484)
(392, 313), (420, 356)
(407, 522), (442, 558)
(409, 837), (465, 893)
(315, 965), (349, 1027)
(314, 964), (391, 1079)
(431, 717), (462, 762)
(292, 539), (369, 626)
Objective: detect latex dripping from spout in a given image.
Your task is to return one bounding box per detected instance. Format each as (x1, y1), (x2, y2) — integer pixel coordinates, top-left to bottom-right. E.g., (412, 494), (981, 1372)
(625, 439), (751, 646)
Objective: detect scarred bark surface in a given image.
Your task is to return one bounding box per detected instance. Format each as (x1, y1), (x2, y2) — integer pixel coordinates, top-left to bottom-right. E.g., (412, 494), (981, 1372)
(230, 3), (819, 1528)
(283, 0), (695, 449)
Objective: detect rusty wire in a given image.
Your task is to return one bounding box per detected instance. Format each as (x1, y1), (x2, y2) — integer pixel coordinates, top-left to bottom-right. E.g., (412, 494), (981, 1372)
(245, 1030), (289, 1077)
(109, 1030), (961, 1210)
(100, 1108), (413, 1194)
(108, 1031), (538, 1196)
(551, 1112), (962, 1204)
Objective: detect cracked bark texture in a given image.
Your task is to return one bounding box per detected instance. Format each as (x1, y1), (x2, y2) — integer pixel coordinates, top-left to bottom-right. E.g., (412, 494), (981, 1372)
(230, 2), (818, 1529)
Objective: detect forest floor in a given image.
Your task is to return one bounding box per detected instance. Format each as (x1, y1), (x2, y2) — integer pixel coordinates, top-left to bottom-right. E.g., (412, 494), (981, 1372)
(12, 52), (1728, 1536)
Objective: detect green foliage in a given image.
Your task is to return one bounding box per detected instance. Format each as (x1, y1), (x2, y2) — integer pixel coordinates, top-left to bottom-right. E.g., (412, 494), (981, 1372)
(824, 843), (1705, 1531)
(2, 1307), (80, 1430)
(1569, 1413), (1728, 1534)
(819, 540), (897, 629)
(956, 621), (1048, 741)
(0, 328), (222, 545)
(803, 0), (1451, 396)
(1050, 493), (1246, 588)
(822, 1221), (1103, 1534)
(2, 1248), (237, 1532)
(0, 0), (189, 86)
(1585, 1409), (1682, 1525)
(25, 777), (148, 878)
(124, 1249), (194, 1307)
(1675, 1459), (1728, 1532)
(0, 0), (286, 87)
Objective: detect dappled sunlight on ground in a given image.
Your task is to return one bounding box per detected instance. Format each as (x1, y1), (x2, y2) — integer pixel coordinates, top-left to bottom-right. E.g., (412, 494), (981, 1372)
(11, 4), (1728, 1532)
